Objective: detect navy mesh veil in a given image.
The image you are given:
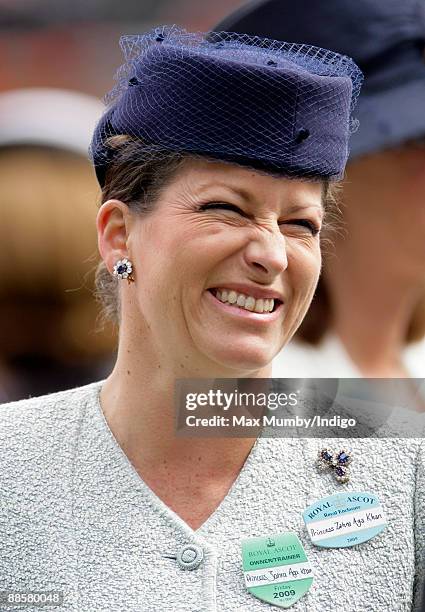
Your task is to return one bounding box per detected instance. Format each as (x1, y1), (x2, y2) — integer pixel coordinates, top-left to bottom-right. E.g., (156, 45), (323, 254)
(90, 26), (363, 186)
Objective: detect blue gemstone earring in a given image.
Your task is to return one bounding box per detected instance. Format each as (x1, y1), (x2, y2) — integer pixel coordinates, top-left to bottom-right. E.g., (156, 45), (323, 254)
(113, 258), (134, 284)
(316, 448), (352, 483)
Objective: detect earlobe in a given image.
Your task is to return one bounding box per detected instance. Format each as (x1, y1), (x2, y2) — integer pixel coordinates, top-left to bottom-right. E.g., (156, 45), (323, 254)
(96, 199), (130, 273)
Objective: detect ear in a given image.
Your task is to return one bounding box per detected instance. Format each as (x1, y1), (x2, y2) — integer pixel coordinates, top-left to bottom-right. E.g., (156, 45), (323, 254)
(96, 200), (131, 273)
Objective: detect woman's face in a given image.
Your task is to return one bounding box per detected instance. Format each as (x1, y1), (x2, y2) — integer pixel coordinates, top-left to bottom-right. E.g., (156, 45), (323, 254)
(342, 144), (425, 277)
(121, 159), (324, 374)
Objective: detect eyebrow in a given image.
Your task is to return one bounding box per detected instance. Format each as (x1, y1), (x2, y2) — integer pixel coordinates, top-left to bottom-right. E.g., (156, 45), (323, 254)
(285, 202), (324, 215)
(197, 182), (253, 203)
(196, 182), (324, 214)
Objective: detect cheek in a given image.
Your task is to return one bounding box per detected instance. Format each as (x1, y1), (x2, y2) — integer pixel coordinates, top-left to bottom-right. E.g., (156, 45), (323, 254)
(176, 227), (250, 280)
(288, 243), (322, 295)
(284, 246), (321, 332)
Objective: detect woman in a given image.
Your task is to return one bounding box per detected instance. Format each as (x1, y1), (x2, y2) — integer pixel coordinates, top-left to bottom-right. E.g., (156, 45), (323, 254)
(0, 26), (423, 612)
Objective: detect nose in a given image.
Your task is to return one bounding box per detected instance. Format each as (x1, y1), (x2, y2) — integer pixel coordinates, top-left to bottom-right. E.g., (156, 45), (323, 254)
(243, 227), (288, 278)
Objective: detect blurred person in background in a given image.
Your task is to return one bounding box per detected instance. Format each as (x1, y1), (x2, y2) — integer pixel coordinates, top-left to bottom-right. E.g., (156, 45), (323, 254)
(0, 89), (116, 402)
(217, 0), (425, 379)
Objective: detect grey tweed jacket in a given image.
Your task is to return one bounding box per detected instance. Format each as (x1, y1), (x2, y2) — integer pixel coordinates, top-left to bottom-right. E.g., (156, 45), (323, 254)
(0, 381), (424, 612)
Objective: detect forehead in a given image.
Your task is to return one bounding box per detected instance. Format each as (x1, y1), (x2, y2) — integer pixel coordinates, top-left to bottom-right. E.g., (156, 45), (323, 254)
(170, 157), (324, 210)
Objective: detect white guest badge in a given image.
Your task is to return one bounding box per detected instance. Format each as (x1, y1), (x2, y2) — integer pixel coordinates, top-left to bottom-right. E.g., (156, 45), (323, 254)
(241, 532), (313, 608)
(303, 491), (387, 548)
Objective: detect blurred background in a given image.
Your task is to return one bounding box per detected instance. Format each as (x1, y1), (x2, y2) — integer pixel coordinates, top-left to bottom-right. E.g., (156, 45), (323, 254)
(2, 0), (425, 402)
(0, 0), (242, 98)
(0, 0), (243, 402)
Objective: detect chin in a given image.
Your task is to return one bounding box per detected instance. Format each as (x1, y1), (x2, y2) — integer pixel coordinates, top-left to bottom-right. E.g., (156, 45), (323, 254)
(207, 340), (276, 374)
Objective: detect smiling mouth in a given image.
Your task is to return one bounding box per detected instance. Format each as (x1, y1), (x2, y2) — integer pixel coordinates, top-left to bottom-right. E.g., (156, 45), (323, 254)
(208, 288), (282, 314)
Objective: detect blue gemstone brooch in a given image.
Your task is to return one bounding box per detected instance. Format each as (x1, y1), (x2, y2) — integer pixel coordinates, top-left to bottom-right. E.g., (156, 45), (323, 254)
(316, 448), (352, 483)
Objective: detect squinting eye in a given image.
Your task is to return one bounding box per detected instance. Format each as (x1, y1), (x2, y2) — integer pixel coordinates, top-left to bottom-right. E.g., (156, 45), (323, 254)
(199, 202), (245, 215)
(282, 219), (320, 236)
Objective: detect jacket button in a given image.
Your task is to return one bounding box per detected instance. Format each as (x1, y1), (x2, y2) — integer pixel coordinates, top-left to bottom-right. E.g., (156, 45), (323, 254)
(176, 544), (204, 570)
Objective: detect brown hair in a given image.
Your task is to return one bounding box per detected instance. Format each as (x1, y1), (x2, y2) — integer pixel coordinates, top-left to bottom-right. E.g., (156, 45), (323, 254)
(95, 137), (186, 325)
(95, 136), (341, 325)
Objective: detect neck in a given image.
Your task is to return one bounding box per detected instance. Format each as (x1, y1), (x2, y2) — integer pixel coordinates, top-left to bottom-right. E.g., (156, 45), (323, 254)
(100, 324), (268, 479)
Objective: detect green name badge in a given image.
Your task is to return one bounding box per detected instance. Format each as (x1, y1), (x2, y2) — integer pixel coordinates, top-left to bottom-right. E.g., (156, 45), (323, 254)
(241, 532), (313, 609)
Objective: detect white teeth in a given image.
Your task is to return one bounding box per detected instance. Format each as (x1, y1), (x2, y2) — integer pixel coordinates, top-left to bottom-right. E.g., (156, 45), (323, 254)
(213, 289), (277, 314)
(228, 291), (237, 304)
(254, 298), (264, 313)
(245, 296), (255, 311)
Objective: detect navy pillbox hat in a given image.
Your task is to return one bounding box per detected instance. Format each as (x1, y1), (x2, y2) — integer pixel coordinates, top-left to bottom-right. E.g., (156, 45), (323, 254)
(216, 0), (425, 158)
(90, 26), (363, 186)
